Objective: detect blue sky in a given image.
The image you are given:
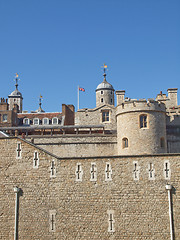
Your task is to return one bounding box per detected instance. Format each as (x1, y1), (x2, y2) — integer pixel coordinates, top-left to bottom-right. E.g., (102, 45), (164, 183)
(0, 0), (179, 112)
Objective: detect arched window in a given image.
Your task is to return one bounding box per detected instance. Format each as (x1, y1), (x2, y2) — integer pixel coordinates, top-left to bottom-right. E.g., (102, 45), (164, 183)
(101, 98), (104, 103)
(140, 114), (147, 128)
(23, 118), (30, 125)
(160, 137), (165, 148)
(33, 118), (39, 125)
(43, 118), (49, 125)
(2, 114), (7, 122)
(122, 138), (128, 148)
(52, 117), (58, 125)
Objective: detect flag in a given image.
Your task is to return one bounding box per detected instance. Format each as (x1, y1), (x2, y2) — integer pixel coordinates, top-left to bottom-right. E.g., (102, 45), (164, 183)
(79, 87), (85, 92)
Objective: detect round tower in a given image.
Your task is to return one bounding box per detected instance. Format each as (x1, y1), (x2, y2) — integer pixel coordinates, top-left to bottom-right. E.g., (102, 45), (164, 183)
(8, 73), (23, 113)
(116, 99), (167, 155)
(96, 72), (114, 107)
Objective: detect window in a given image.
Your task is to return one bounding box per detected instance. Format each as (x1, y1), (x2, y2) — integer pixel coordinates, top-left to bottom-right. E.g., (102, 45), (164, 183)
(140, 114), (147, 128)
(33, 118), (39, 125)
(107, 210), (115, 232)
(16, 142), (22, 159)
(23, 118), (29, 125)
(111, 98), (113, 103)
(122, 138), (128, 148)
(102, 111), (109, 122)
(43, 118), (49, 125)
(75, 163), (83, 181)
(164, 161), (171, 180)
(148, 163), (155, 180)
(160, 137), (165, 148)
(101, 91), (103, 94)
(52, 117), (58, 125)
(50, 160), (56, 177)
(90, 163), (97, 181)
(105, 163), (112, 181)
(33, 151), (39, 168)
(101, 98), (104, 103)
(133, 161), (139, 180)
(2, 114), (7, 122)
(49, 210), (56, 232)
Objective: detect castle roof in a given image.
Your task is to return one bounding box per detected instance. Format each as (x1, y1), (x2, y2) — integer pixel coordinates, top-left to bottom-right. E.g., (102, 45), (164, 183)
(96, 73), (114, 91)
(9, 88), (23, 98)
(18, 112), (62, 120)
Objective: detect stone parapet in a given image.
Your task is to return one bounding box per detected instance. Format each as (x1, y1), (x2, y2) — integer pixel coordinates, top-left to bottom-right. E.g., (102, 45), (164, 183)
(116, 99), (166, 116)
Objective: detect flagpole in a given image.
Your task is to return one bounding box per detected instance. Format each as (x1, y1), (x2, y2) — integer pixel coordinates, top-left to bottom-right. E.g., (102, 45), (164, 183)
(77, 86), (79, 110)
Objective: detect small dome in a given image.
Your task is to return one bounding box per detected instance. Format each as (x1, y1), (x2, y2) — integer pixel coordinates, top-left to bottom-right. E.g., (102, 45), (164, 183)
(96, 73), (114, 91)
(96, 80), (114, 91)
(9, 89), (22, 97)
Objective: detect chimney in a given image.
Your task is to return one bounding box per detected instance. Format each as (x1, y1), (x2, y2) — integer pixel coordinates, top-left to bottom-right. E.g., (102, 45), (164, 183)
(167, 88), (178, 107)
(115, 90), (125, 106)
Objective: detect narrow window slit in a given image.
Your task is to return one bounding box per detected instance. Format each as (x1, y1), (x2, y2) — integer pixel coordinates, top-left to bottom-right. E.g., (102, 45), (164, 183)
(16, 143), (22, 158)
(105, 163), (112, 181)
(90, 163), (97, 181)
(133, 161), (139, 180)
(33, 151), (39, 168)
(75, 163), (83, 181)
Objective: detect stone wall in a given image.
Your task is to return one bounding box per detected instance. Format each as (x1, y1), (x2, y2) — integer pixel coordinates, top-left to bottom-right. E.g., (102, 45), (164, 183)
(75, 105), (117, 131)
(96, 89), (114, 107)
(28, 134), (118, 157)
(0, 137), (179, 239)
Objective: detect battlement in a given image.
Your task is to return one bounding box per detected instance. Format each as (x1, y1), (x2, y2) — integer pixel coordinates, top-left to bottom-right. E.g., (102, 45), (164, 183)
(116, 99), (166, 116)
(0, 98), (9, 111)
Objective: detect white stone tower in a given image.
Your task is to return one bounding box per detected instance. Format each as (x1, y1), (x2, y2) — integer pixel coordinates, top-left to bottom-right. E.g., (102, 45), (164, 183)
(8, 73), (23, 113)
(116, 99), (167, 155)
(96, 66), (114, 107)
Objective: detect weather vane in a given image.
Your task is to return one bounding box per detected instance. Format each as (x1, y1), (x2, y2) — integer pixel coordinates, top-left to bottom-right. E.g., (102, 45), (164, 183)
(101, 63), (108, 73)
(39, 94), (43, 104)
(14, 73), (20, 90)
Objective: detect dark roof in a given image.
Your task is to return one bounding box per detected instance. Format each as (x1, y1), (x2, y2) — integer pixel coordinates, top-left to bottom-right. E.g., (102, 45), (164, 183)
(18, 112), (62, 120)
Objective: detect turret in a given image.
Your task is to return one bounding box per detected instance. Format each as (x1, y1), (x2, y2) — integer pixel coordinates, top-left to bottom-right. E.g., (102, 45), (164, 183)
(96, 65), (114, 107)
(8, 73), (23, 113)
(116, 99), (167, 155)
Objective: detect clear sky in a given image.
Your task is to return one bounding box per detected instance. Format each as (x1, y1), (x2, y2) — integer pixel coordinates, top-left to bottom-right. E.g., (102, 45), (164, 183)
(0, 0), (179, 112)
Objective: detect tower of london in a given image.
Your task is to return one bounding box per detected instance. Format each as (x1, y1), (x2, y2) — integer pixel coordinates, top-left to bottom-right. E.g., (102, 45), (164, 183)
(0, 71), (179, 239)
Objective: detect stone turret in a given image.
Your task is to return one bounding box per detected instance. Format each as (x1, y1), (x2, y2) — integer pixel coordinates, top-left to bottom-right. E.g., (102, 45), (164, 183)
(116, 99), (167, 155)
(96, 72), (114, 107)
(8, 73), (23, 113)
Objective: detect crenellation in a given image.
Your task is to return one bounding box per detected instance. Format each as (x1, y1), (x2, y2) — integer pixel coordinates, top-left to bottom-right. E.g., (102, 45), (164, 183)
(116, 99), (166, 115)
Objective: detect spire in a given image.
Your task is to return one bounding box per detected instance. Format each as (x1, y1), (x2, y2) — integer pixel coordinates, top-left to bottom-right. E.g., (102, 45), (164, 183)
(15, 73), (19, 90)
(36, 95), (45, 113)
(102, 63), (108, 82)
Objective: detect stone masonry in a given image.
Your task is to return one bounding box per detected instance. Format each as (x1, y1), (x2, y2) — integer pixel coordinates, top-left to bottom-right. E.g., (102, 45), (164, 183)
(0, 137), (179, 239)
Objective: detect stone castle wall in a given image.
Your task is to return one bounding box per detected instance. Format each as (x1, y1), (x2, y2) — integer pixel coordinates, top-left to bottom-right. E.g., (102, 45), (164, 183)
(75, 105), (117, 130)
(29, 134), (118, 157)
(0, 137), (179, 239)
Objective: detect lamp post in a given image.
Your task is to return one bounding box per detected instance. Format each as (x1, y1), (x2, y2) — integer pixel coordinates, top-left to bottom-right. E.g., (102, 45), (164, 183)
(14, 186), (20, 240)
(166, 184), (173, 240)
